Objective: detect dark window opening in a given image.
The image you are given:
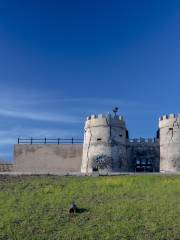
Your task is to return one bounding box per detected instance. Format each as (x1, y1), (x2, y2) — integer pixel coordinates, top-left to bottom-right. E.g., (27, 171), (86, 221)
(141, 159), (146, 165)
(147, 159), (152, 164)
(156, 129), (160, 139)
(136, 160), (140, 164)
(119, 134), (123, 137)
(135, 158), (153, 172)
(97, 138), (102, 141)
(126, 130), (129, 139)
(93, 167), (98, 172)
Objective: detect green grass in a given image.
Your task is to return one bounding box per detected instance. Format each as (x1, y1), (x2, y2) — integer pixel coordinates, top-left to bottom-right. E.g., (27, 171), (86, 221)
(1, 175), (180, 240)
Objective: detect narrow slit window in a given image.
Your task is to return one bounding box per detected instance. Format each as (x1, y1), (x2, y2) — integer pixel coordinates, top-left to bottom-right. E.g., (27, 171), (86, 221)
(97, 138), (102, 141)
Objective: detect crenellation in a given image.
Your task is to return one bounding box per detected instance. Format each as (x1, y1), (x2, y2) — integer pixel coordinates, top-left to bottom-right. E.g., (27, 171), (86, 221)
(159, 114), (180, 131)
(140, 138), (145, 143)
(163, 115), (168, 120)
(169, 113), (175, 118)
(91, 114), (97, 119)
(97, 114), (106, 118)
(85, 113), (126, 127)
(160, 113), (180, 121)
(128, 138), (158, 144)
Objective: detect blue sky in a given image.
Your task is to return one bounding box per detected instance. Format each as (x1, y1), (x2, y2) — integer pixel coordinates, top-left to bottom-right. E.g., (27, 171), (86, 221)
(0, 0), (180, 161)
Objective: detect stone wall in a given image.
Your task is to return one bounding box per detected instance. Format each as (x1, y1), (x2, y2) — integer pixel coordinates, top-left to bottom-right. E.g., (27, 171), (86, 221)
(13, 140), (160, 173)
(14, 144), (82, 173)
(159, 114), (180, 172)
(127, 139), (160, 171)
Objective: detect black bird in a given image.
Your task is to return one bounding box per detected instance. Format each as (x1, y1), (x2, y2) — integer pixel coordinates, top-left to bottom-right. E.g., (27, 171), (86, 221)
(69, 202), (77, 214)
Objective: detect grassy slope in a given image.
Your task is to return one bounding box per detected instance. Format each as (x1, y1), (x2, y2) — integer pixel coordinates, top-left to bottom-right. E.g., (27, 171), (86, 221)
(0, 175), (180, 240)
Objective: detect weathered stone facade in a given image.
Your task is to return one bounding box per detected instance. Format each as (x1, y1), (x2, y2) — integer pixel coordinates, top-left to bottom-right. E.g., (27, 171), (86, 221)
(159, 114), (180, 172)
(14, 144), (82, 173)
(81, 114), (128, 174)
(126, 139), (160, 172)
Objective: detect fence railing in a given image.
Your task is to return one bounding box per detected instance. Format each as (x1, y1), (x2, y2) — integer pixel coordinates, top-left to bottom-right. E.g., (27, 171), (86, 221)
(17, 138), (83, 144)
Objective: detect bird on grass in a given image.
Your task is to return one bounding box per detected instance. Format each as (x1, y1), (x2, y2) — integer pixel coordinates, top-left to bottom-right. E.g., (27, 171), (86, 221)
(69, 202), (78, 214)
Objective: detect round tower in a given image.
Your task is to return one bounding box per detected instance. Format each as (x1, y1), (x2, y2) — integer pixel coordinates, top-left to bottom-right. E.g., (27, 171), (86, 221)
(159, 113), (180, 172)
(81, 113), (128, 174)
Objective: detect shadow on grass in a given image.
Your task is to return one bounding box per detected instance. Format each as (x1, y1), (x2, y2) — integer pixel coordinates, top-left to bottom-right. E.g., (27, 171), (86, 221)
(76, 208), (89, 213)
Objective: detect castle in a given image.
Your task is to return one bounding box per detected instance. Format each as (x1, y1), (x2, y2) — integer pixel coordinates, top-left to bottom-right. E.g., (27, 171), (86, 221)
(81, 112), (159, 174)
(14, 110), (180, 174)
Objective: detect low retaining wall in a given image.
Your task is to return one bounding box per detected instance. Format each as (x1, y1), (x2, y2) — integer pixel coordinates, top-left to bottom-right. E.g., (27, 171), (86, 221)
(14, 144), (83, 173)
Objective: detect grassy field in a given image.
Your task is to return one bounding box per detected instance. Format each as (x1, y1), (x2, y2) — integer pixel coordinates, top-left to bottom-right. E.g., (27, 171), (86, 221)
(1, 175), (180, 240)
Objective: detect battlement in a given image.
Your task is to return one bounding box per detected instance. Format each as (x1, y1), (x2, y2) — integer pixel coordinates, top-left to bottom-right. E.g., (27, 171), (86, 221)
(159, 113), (180, 121)
(86, 114), (124, 121)
(159, 113), (180, 129)
(128, 138), (159, 144)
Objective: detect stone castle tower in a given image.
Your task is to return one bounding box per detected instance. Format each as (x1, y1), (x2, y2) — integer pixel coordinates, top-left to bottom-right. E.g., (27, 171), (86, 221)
(81, 113), (128, 174)
(159, 114), (180, 172)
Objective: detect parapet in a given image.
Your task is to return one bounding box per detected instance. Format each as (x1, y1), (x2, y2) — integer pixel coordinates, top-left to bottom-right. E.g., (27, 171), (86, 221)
(159, 113), (180, 128)
(86, 113), (124, 121)
(159, 113), (180, 121)
(85, 113), (126, 128)
(128, 138), (159, 144)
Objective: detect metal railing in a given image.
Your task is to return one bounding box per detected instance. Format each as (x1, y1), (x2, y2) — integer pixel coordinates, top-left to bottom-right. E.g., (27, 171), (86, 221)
(17, 138), (83, 144)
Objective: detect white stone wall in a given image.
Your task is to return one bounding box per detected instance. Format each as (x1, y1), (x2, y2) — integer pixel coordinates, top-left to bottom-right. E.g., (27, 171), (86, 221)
(14, 144), (82, 173)
(81, 114), (127, 173)
(159, 114), (180, 172)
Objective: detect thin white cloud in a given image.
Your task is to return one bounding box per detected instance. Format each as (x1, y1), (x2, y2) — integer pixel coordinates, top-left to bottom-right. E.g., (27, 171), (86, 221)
(0, 87), (141, 108)
(0, 90), (144, 124)
(53, 98), (140, 107)
(0, 97), (140, 107)
(0, 108), (81, 123)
